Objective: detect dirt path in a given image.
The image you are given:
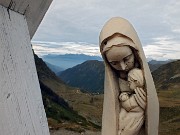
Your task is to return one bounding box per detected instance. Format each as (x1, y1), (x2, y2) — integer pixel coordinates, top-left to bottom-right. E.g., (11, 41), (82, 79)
(50, 129), (101, 135)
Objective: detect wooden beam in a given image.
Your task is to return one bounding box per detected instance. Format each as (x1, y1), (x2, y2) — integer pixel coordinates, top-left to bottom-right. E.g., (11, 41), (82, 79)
(0, 0), (53, 39)
(0, 5), (50, 135)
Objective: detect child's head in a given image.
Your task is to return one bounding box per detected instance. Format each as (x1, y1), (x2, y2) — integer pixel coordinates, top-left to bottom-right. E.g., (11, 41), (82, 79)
(128, 68), (144, 90)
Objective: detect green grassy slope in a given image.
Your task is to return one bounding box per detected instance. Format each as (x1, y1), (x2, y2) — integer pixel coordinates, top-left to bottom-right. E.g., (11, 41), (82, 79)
(152, 60), (180, 135)
(158, 89), (180, 135)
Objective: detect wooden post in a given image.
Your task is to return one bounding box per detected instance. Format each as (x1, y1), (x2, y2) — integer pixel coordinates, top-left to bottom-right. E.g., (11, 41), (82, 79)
(0, 0), (52, 134)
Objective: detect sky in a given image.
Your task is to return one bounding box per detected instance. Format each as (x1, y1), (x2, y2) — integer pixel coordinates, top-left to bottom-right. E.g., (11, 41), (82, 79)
(32, 0), (180, 60)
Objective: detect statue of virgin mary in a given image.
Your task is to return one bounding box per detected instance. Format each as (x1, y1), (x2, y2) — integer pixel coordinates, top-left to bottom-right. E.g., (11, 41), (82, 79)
(99, 17), (159, 135)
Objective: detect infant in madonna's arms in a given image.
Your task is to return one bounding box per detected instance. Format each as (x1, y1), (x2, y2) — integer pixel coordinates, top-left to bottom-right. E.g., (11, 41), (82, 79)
(119, 68), (145, 111)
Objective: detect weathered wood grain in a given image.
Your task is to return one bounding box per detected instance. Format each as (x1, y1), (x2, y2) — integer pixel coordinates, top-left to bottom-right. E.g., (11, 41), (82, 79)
(0, 5), (50, 135)
(0, 0), (53, 38)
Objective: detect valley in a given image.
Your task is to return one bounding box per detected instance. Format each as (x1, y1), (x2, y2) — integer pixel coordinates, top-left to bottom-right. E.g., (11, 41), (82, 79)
(34, 53), (180, 135)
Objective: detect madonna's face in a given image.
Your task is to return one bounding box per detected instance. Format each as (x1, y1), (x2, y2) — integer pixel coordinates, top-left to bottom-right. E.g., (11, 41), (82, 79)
(105, 46), (135, 71)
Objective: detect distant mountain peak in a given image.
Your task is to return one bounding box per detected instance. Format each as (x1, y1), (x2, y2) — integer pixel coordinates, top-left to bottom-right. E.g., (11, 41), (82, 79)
(58, 60), (105, 93)
(42, 53), (103, 70)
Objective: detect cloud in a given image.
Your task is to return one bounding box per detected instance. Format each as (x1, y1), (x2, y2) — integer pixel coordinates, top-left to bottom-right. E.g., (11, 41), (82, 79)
(32, 41), (100, 57)
(143, 36), (180, 60)
(32, 0), (180, 60)
(33, 0), (179, 41)
(163, 1), (180, 34)
(32, 38), (180, 61)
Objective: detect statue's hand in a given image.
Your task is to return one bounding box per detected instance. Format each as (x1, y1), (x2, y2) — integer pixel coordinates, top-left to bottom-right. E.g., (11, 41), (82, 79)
(121, 99), (132, 112)
(119, 92), (129, 102)
(121, 94), (142, 112)
(134, 87), (147, 110)
(120, 94), (138, 112)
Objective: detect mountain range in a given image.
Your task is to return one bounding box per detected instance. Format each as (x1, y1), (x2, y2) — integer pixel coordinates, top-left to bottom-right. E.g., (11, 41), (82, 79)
(34, 54), (101, 131)
(58, 60), (104, 93)
(58, 60), (174, 93)
(42, 54), (102, 70)
(43, 53), (173, 74)
(45, 62), (64, 74)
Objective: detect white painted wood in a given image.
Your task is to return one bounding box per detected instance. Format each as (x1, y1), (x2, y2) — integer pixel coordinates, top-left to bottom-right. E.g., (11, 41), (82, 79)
(0, 5), (50, 135)
(0, 0), (53, 38)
